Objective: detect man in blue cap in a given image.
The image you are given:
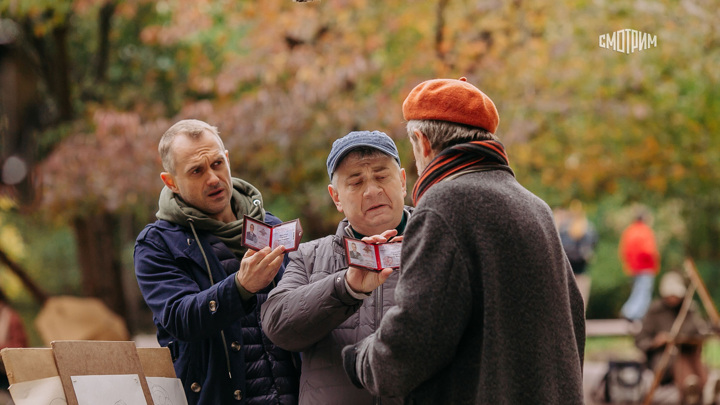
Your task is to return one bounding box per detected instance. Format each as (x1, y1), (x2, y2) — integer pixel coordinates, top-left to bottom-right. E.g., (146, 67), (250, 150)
(261, 130), (412, 405)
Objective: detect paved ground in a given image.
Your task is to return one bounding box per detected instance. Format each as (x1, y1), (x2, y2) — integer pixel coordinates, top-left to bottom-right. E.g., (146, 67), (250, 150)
(584, 360), (720, 404)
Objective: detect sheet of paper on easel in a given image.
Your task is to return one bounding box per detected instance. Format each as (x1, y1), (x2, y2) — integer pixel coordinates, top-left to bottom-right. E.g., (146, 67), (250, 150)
(71, 374), (148, 405)
(8, 376), (66, 405)
(147, 376), (188, 405)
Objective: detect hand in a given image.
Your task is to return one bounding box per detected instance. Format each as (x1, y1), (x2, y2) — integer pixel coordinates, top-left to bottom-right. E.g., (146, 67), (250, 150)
(346, 266), (394, 294)
(360, 229), (402, 244)
(236, 245), (286, 293)
(345, 229), (400, 293)
(652, 332), (671, 348)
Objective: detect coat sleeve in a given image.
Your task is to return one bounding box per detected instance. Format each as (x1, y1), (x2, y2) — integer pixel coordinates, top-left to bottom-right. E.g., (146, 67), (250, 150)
(635, 311), (659, 353)
(261, 241), (363, 352)
(345, 208), (473, 397)
(683, 304), (711, 340)
(134, 226), (247, 342)
(635, 301), (668, 353)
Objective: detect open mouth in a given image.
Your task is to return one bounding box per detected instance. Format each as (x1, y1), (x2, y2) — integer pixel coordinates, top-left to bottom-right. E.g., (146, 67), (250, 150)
(208, 188), (224, 198)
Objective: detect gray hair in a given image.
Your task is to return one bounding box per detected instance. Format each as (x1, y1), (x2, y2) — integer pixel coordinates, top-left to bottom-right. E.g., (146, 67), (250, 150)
(406, 120), (498, 152)
(330, 146), (402, 186)
(158, 119), (225, 173)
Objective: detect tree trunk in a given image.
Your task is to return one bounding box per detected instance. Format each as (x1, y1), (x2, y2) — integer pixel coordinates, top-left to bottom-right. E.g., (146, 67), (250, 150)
(435, 0), (450, 64)
(95, 2), (116, 83)
(71, 211), (127, 321)
(0, 24), (46, 208)
(52, 24), (73, 121)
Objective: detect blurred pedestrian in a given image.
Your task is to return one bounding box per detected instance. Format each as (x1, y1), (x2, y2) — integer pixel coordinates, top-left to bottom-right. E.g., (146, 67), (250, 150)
(555, 199), (598, 310)
(635, 271), (712, 405)
(619, 209), (660, 322)
(342, 77), (585, 404)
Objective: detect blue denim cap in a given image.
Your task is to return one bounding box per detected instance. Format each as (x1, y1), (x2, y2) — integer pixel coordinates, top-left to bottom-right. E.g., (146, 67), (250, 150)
(326, 130), (400, 180)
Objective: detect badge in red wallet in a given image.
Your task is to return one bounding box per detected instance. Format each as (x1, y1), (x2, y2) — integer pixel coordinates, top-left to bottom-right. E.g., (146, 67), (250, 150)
(344, 237), (402, 271)
(242, 215), (303, 252)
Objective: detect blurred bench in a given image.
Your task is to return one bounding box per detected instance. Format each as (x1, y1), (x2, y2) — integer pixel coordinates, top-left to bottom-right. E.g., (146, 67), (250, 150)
(586, 319), (635, 337)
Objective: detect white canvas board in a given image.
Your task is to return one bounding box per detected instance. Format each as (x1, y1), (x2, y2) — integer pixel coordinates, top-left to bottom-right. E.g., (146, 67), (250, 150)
(71, 374), (147, 405)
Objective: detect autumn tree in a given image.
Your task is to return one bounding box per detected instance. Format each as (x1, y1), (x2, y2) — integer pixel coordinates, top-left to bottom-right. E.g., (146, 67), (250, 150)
(1, 0), (718, 325)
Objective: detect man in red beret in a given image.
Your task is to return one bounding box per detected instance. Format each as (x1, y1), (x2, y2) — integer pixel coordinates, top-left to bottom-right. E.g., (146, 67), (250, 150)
(343, 78), (586, 404)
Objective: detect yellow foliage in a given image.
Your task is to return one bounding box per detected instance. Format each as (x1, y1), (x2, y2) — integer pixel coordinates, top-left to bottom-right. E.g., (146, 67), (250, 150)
(0, 224), (25, 259)
(0, 208), (27, 299)
(0, 196), (16, 211)
(0, 272), (24, 299)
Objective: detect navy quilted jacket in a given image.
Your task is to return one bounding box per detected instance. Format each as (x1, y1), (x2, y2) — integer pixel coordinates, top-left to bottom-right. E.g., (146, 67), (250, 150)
(134, 213), (299, 405)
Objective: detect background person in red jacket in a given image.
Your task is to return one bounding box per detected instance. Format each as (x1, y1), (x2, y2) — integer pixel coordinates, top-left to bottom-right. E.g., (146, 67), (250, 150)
(619, 209), (660, 322)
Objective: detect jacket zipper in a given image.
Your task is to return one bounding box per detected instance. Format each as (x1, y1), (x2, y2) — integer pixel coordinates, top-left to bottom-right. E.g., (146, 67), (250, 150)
(374, 284), (383, 405)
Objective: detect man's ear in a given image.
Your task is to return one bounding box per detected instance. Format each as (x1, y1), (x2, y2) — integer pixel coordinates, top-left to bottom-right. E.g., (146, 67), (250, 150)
(224, 149), (232, 175)
(328, 184), (343, 213)
(400, 168), (407, 198)
(413, 129), (433, 159)
(160, 172), (179, 193)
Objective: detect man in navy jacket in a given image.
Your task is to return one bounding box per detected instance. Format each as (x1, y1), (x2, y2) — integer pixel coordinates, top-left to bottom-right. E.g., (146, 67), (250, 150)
(134, 119), (299, 405)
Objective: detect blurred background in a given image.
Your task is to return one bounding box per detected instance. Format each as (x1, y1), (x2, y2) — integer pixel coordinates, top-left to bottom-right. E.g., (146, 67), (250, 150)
(0, 0), (718, 376)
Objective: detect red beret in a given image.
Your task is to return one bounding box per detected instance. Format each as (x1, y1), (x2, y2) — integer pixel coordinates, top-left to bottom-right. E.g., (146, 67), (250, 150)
(402, 77), (499, 133)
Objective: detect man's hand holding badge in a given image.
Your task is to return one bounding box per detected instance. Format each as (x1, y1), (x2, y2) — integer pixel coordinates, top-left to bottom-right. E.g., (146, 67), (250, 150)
(345, 229), (402, 294)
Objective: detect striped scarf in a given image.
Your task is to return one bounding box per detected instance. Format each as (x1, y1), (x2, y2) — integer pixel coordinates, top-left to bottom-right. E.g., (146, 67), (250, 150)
(412, 140), (515, 205)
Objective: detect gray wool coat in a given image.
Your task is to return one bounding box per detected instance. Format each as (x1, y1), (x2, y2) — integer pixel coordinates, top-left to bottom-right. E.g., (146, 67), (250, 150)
(261, 210), (413, 405)
(345, 170), (586, 404)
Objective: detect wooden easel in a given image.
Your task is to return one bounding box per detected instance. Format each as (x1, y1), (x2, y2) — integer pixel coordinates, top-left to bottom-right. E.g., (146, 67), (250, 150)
(52, 340), (155, 405)
(684, 258), (720, 327)
(1, 342), (177, 405)
(642, 258), (720, 405)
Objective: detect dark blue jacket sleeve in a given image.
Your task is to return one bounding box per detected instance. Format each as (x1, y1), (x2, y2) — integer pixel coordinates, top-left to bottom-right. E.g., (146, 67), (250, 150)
(134, 224), (248, 343)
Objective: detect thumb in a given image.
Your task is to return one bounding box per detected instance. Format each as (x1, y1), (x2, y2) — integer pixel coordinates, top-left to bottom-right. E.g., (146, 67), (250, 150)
(376, 268), (394, 284)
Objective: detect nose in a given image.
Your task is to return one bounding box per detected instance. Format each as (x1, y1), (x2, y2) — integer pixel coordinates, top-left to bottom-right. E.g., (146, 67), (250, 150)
(206, 170), (220, 186)
(363, 180), (383, 197)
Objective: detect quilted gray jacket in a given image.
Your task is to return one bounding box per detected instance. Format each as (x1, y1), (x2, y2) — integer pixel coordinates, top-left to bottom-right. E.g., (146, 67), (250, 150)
(261, 209), (412, 405)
